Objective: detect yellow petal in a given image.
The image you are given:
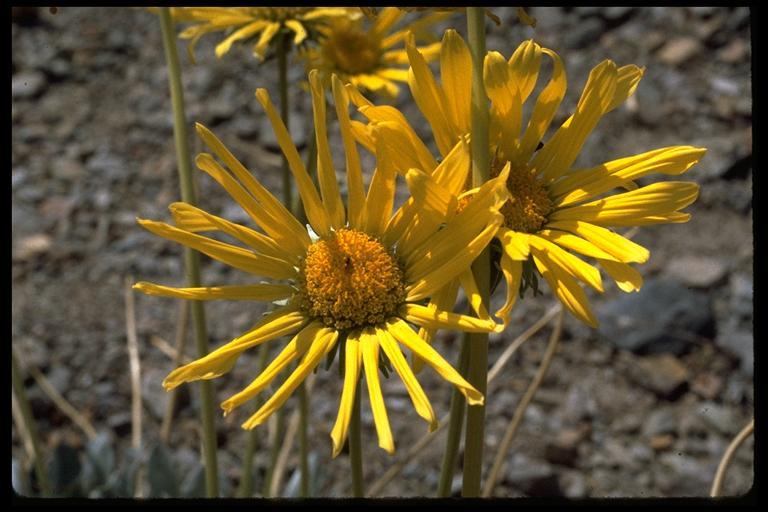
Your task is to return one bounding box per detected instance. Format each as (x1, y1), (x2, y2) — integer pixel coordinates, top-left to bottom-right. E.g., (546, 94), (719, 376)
(508, 39), (542, 103)
(414, 278), (460, 374)
(545, 220), (649, 263)
(403, 303), (500, 333)
(484, 51), (522, 157)
(607, 65), (644, 113)
(162, 307), (306, 390)
(440, 29), (472, 135)
(535, 229), (619, 261)
(284, 19), (307, 45)
(376, 326), (437, 430)
(220, 321), (324, 415)
(309, 70), (345, 228)
(369, 6), (403, 40)
(215, 20), (268, 57)
(137, 219), (296, 279)
(497, 227), (531, 261)
(331, 75), (366, 230)
(331, 333), (362, 457)
(133, 281), (293, 302)
(362, 126), (398, 238)
(598, 259), (644, 292)
(531, 251), (598, 327)
(495, 253), (523, 326)
(360, 330), (395, 454)
(387, 319), (484, 406)
(242, 328), (338, 429)
(251, 21), (280, 60)
(529, 235), (604, 292)
(254, 90), (331, 237)
(458, 269), (492, 321)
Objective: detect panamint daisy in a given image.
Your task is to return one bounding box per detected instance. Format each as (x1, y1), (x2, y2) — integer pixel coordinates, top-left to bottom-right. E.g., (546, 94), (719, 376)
(350, 30), (704, 328)
(134, 71), (508, 455)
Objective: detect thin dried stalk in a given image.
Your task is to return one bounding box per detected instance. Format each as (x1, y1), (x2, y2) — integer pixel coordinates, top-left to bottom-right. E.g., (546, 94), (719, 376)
(24, 362), (97, 441)
(367, 304), (560, 497)
(124, 276), (144, 498)
(710, 418), (754, 497)
(12, 393), (35, 461)
(482, 309), (564, 497)
(160, 301), (190, 443)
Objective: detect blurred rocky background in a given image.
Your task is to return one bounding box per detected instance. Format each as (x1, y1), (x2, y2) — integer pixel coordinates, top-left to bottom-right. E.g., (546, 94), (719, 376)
(12, 7), (752, 497)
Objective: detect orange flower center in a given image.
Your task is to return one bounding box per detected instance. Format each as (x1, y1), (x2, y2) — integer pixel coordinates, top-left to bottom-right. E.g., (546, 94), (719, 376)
(320, 20), (382, 75)
(298, 228), (405, 330)
(495, 160), (552, 233)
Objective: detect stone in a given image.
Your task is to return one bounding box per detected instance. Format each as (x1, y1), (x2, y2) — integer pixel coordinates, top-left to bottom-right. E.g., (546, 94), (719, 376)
(665, 256), (728, 289)
(13, 233), (53, 261)
(50, 158), (85, 181)
(506, 453), (561, 497)
(690, 372), (724, 400)
(560, 470), (588, 498)
(650, 434), (675, 451)
(697, 401), (740, 436)
(627, 353), (689, 398)
(12, 71), (47, 99)
(563, 17), (604, 49)
(596, 278), (714, 355)
(716, 330), (753, 377)
(544, 424), (590, 467)
(657, 37), (701, 66)
(642, 406), (678, 438)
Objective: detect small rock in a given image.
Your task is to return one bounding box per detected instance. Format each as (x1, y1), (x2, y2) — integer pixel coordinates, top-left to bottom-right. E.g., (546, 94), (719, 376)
(596, 278), (714, 355)
(560, 470), (588, 498)
(561, 384), (599, 422)
(657, 37), (701, 66)
(107, 411), (132, 437)
(40, 196), (77, 221)
(544, 424), (590, 467)
(710, 76), (740, 96)
(627, 353), (689, 398)
(642, 406), (678, 437)
(697, 401), (739, 435)
(506, 453), (561, 497)
(563, 17), (604, 49)
(665, 256), (728, 289)
(650, 433), (675, 451)
(13, 233), (53, 261)
(50, 158), (85, 181)
(604, 6), (634, 21)
(12, 71), (47, 99)
(690, 372), (724, 400)
(715, 330), (753, 377)
(718, 38), (748, 64)
(658, 452), (717, 496)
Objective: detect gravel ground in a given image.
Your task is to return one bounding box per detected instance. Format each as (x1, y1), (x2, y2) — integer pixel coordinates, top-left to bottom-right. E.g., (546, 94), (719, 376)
(12, 6), (753, 498)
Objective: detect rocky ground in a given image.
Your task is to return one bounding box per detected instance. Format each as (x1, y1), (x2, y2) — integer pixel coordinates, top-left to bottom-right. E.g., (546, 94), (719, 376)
(12, 6), (753, 498)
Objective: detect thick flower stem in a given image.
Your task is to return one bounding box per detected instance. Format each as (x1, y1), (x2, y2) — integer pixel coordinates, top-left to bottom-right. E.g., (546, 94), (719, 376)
(12, 351), (51, 497)
(462, 7), (491, 497)
(349, 379), (364, 497)
(158, 8), (219, 497)
(437, 334), (471, 496)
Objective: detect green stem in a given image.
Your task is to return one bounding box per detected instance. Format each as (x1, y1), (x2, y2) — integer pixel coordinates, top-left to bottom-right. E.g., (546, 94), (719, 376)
(237, 343), (270, 497)
(462, 7), (491, 498)
(349, 379), (364, 497)
(159, 8), (219, 497)
(298, 382), (310, 497)
(278, 31), (292, 209)
(437, 335), (471, 496)
(262, 390), (285, 497)
(12, 351), (51, 497)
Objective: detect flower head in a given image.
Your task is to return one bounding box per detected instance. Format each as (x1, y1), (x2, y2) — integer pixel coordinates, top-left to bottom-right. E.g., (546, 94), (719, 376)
(135, 71), (508, 455)
(299, 7), (447, 98)
(173, 7), (359, 62)
(351, 30), (705, 328)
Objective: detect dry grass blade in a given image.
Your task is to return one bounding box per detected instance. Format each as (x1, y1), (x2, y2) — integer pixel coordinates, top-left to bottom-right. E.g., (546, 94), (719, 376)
(160, 300), (190, 443)
(270, 374), (317, 497)
(124, 276), (144, 497)
(710, 418), (754, 497)
(12, 393), (36, 461)
(366, 303), (561, 497)
(24, 361), (98, 441)
(482, 308), (564, 497)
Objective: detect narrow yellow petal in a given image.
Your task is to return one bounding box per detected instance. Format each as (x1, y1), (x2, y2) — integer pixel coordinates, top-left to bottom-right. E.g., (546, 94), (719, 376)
(535, 60), (618, 183)
(215, 20), (267, 57)
(458, 269), (492, 321)
(220, 322), (323, 415)
(403, 303), (500, 333)
(283, 19), (307, 45)
(497, 227), (531, 261)
(607, 64), (644, 113)
(162, 307), (306, 390)
(362, 127), (398, 238)
(376, 326), (437, 430)
(133, 281), (293, 301)
(414, 278), (460, 374)
(331, 75), (366, 230)
(251, 21), (280, 60)
(254, 89), (331, 237)
(545, 220), (649, 263)
(387, 319), (484, 406)
(529, 235), (604, 292)
(360, 330), (395, 454)
(369, 6), (403, 40)
(242, 328), (338, 429)
(331, 333), (362, 457)
(137, 219), (296, 279)
(535, 229), (619, 261)
(508, 40), (543, 102)
(308, 70), (345, 229)
(440, 29), (472, 135)
(495, 253), (523, 326)
(517, 47), (567, 163)
(531, 251), (598, 327)
(598, 259), (644, 292)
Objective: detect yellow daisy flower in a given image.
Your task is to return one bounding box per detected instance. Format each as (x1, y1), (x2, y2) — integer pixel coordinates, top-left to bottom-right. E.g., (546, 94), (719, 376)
(172, 7), (358, 62)
(350, 30), (705, 328)
(299, 7), (448, 98)
(134, 70), (509, 455)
